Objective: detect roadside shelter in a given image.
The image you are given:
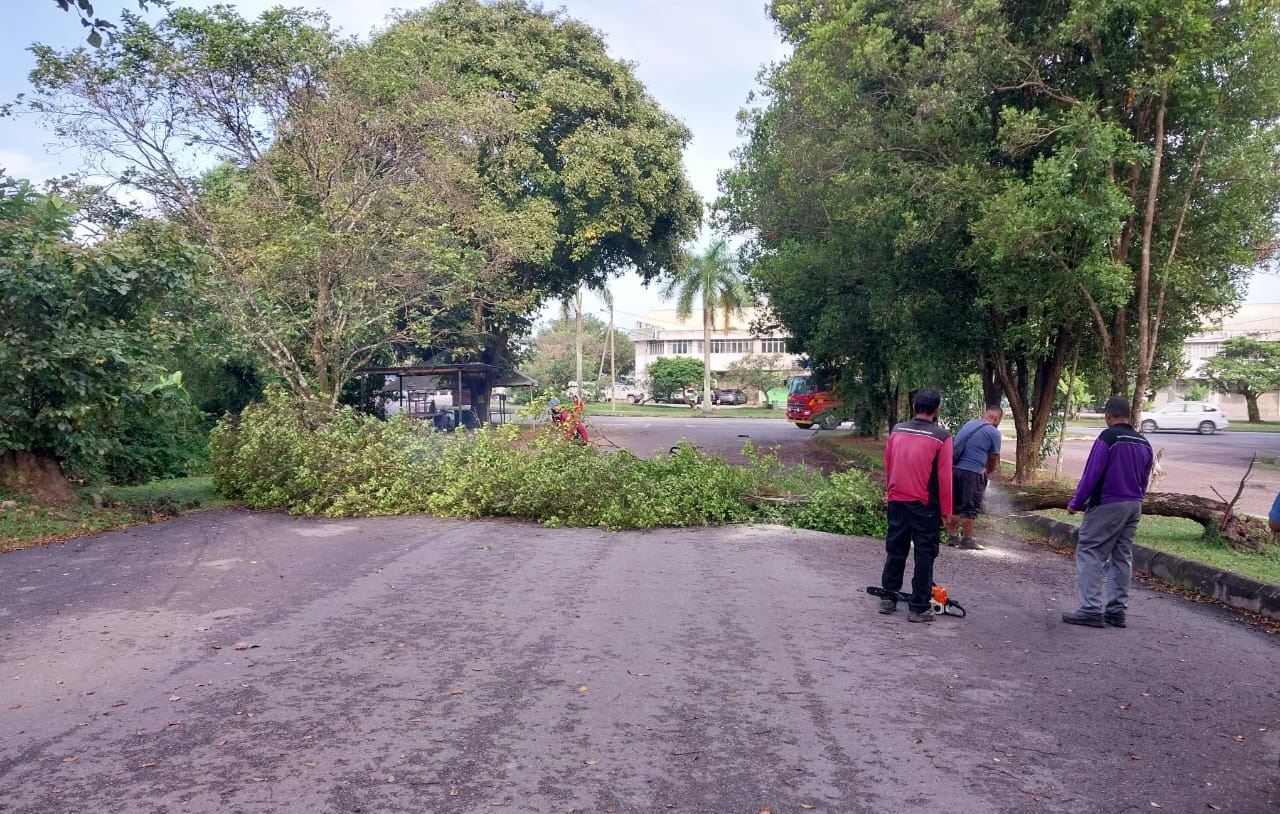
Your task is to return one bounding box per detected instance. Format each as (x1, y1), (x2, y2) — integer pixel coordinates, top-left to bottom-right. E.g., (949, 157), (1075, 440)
(355, 364), (536, 428)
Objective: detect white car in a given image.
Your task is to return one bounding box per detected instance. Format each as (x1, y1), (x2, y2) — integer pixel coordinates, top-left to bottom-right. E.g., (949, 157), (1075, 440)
(1138, 401), (1229, 435)
(600, 382), (646, 403)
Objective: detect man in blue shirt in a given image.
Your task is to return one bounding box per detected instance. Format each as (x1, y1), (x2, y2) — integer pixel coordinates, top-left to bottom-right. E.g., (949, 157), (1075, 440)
(949, 405), (1003, 550)
(1063, 396), (1154, 629)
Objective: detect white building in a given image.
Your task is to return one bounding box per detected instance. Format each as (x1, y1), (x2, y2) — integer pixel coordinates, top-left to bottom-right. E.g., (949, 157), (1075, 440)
(630, 307), (804, 392)
(1155, 302), (1280, 420)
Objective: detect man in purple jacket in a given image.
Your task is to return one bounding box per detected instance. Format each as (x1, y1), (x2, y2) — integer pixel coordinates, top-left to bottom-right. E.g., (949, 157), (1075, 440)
(1063, 396), (1154, 628)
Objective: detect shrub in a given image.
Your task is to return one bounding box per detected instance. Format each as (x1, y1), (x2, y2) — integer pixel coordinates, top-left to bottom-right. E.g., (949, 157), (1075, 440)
(207, 389), (888, 534)
(63, 384), (209, 485)
(786, 469), (888, 537)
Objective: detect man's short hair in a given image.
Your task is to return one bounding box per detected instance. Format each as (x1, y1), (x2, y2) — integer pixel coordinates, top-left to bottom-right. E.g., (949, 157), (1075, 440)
(1103, 396), (1131, 418)
(913, 387), (941, 414)
(984, 404), (1003, 416)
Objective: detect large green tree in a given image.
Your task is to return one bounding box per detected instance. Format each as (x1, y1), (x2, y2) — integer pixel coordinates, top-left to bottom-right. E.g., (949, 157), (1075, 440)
(720, 0), (1280, 479)
(354, 0), (701, 401)
(524, 313), (635, 396)
(1200, 337), (1280, 423)
(0, 178), (197, 500)
(27, 6), (459, 407)
(646, 356), (706, 403)
(26, 1), (700, 413)
(660, 238), (753, 411)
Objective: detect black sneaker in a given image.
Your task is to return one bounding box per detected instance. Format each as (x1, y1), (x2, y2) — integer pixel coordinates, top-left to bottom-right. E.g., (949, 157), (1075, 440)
(956, 537), (985, 550)
(907, 610), (934, 623)
(1104, 612), (1127, 628)
(878, 598), (897, 614)
(1062, 611), (1105, 628)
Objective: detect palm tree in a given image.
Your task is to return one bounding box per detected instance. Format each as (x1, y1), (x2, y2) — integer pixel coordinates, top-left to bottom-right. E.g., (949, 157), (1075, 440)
(660, 239), (753, 412)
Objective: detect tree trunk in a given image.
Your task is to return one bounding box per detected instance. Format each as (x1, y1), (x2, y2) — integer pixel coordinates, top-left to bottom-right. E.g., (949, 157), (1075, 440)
(0, 451), (79, 506)
(883, 381), (899, 431)
(979, 353), (1002, 408)
(574, 287), (584, 402)
(992, 325), (1071, 483)
(702, 307), (713, 412)
(1003, 481), (1268, 551)
(1245, 393), (1261, 423)
(1131, 83), (1169, 414)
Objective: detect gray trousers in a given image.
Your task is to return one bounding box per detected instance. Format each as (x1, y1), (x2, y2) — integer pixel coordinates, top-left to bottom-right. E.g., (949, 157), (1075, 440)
(1075, 501), (1142, 615)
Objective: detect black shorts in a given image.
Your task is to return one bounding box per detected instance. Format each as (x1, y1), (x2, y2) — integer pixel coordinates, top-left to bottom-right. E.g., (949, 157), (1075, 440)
(953, 469), (987, 518)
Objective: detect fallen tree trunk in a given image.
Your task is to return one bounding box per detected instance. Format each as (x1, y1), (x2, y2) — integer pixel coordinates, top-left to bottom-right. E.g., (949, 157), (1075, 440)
(1000, 481), (1270, 552)
(1003, 481), (1227, 526)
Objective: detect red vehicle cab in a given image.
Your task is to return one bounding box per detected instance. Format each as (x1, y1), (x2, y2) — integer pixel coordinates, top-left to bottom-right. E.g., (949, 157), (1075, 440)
(785, 371), (846, 430)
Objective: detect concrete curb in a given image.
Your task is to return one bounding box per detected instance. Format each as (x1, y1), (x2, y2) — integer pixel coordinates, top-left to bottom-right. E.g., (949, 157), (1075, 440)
(1011, 513), (1280, 622)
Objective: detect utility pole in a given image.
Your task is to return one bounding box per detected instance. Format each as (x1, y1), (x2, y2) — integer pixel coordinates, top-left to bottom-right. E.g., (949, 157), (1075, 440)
(574, 286), (583, 402)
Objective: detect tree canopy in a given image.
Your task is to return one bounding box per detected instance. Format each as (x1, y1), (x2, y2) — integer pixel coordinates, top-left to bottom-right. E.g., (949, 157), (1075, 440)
(646, 356), (705, 403)
(0, 178), (198, 498)
(719, 0), (1280, 479)
(1200, 337), (1280, 423)
(26, 0), (700, 409)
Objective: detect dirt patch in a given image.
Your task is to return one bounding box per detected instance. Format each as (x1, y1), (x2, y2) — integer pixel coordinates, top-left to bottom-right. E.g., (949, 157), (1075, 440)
(770, 433), (866, 475)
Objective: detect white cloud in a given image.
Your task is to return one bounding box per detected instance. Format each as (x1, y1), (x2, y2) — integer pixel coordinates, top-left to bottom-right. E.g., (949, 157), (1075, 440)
(0, 149), (48, 181)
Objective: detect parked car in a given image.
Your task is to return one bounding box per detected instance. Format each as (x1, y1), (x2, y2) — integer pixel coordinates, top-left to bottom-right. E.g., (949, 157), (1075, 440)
(659, 387), (700, 404)
(712, 388), (748, 405)
(1138, 401), (1229, 435)
(601, 382), (646, 403)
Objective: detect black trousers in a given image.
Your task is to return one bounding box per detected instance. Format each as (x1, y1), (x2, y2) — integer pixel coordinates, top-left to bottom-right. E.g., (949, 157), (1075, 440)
(881, 500), (941, 613)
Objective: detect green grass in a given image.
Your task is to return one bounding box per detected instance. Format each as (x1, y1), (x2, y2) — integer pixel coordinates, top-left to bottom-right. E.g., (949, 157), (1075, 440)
(1, 476), (228, 553)
(1040, 509), (1280, 587)
(1225, 421), (1280, 433)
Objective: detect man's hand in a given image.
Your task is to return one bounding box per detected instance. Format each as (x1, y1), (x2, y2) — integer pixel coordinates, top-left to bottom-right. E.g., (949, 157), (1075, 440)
(942, 515), (957, 533)
(1066, 506), (1077, 516)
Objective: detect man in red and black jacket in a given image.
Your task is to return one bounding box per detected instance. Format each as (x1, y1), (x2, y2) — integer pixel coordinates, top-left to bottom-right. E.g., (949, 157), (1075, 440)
(879, 388), (954, 622)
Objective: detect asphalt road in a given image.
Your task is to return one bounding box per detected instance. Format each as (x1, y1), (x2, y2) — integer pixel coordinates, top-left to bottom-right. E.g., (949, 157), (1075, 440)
(587, 412), (828, 463)
(2, 511), (1278, 813)
(588, 414), (1280, 517)
(1037, 426), (1280, 517)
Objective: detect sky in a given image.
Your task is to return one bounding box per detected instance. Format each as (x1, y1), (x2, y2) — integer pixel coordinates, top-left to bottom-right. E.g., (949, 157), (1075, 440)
(3, 0), (1277, 323)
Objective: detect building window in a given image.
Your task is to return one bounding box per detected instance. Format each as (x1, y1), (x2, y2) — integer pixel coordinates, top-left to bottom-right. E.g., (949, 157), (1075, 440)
(647, 340), (662, 355)
(711, 339), (752, 354)
(760, 338), (789, 353)
(667, 340), (694, 355)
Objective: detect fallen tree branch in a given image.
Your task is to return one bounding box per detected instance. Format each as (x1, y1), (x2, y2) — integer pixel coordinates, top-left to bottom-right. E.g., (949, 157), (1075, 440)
(1001, 478), (1269, 552)
(1209, 452), (1256, 531)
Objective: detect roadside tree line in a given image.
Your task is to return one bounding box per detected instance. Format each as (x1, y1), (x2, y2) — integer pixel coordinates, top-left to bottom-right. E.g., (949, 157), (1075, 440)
(717, 0), (1280, 481)
(4, 0), (701, 498)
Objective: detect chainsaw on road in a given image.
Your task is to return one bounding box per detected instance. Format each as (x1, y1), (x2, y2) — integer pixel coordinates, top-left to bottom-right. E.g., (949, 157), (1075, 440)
(866, 584), (967, 617)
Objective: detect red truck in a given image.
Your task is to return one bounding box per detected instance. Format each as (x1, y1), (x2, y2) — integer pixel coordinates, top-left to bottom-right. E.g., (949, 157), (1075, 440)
(785, 371), (847, 430)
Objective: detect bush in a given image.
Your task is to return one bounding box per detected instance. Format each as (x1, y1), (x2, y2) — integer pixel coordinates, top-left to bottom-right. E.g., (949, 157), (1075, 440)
(207, 389), (888, 534)
(63, 385), (209, 486)
(787, 470), (888, 537)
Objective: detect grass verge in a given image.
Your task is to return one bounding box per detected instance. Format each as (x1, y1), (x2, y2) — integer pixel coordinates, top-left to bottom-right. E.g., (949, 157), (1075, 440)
(815, 431), (1280, 587)
(1038, 509), (1280, 587)
(1, 476), (228, 553)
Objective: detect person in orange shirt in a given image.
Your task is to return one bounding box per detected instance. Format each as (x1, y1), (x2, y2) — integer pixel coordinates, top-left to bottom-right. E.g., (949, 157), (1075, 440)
(878, 387), (955, 622)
